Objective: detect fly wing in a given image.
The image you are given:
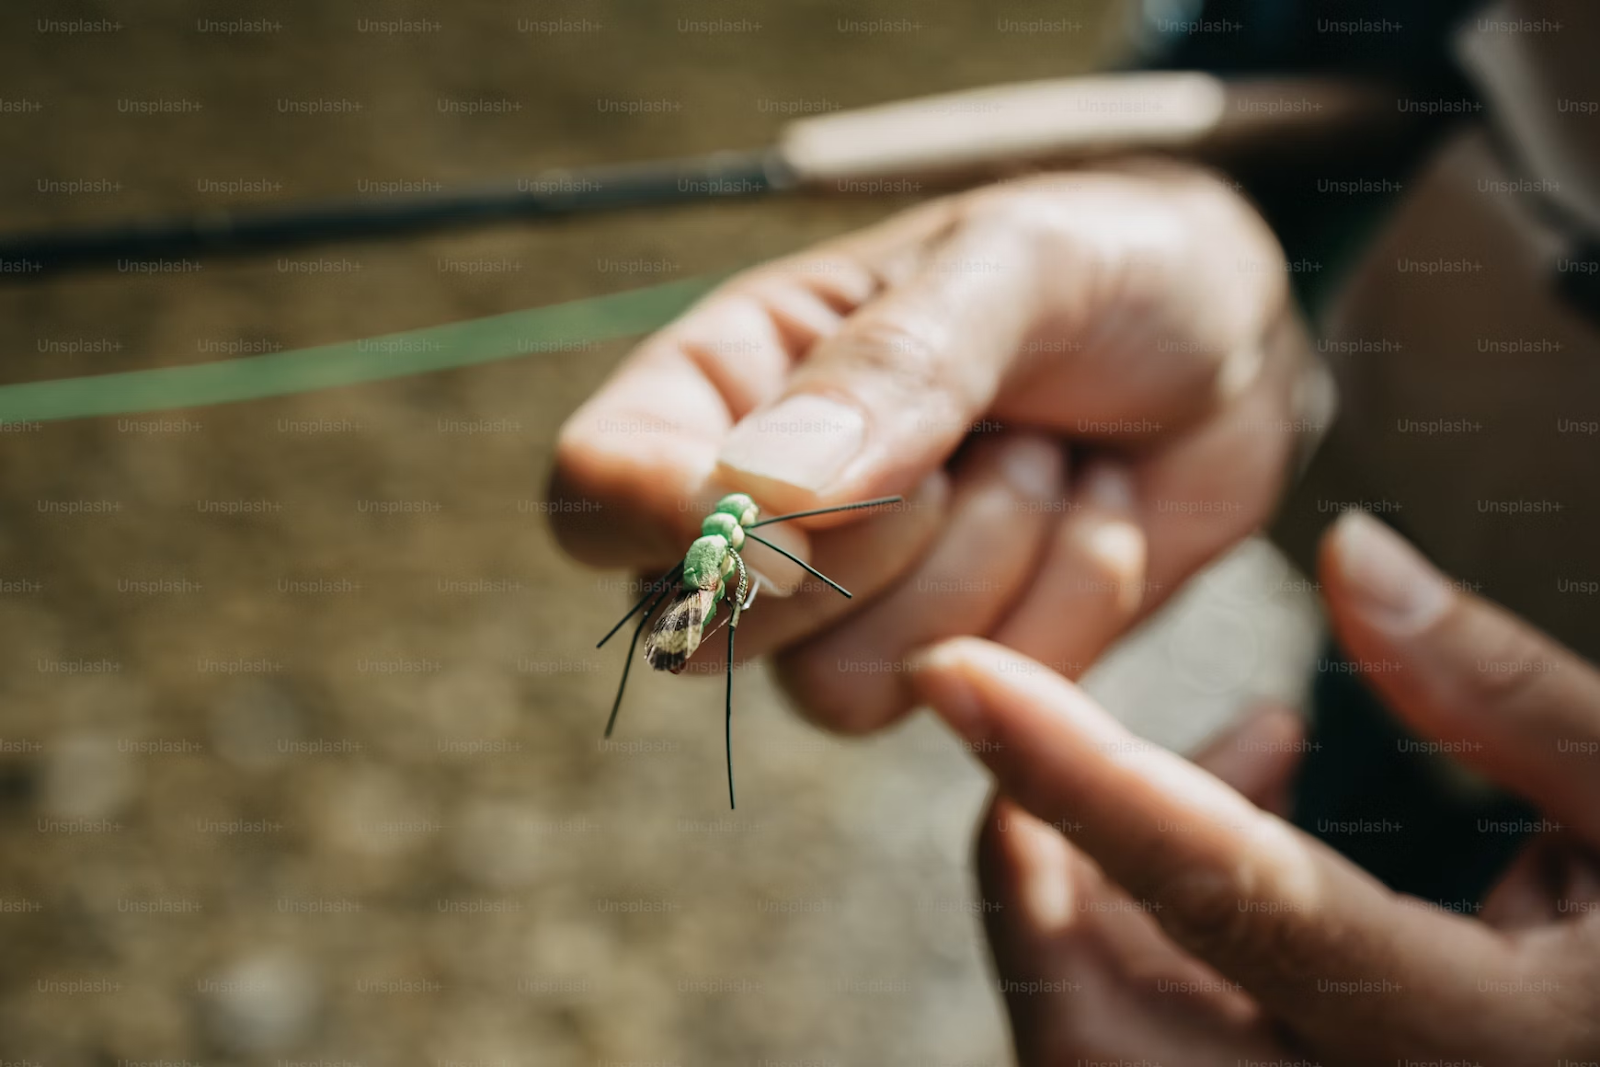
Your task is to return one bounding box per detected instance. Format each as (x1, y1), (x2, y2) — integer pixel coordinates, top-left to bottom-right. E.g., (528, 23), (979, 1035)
(644, 587), (718, 674)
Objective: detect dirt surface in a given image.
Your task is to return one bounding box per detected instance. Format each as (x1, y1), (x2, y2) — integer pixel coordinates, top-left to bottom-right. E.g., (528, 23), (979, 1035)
(0, 2), (1318, 1064)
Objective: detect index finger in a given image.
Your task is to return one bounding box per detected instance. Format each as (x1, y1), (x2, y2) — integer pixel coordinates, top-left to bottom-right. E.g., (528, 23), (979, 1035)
(909, 637), (1534, 1061)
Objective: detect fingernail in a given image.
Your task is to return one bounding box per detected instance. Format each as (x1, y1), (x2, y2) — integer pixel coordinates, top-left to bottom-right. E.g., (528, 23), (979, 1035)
(1290, 355), (1338, 470)
(1334, 511), (1452, 635)
(1078, 460), (1135, 514)
(718, 395), (866, 493)
(1081, 520), (1145, 586)
(1012, 816), (1073, 931)
(908, 643), (987, 744)
(998, 436), (1062, 500)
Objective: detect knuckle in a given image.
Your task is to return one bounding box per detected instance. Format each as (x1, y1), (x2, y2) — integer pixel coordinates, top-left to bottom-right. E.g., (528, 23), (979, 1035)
(1150, 864), (1248, 953)
(1453, 611), (1559, 713)
(744, 254), (878, 308)
(1507, 936), (1596, 1045)
(831, 312), (959, 399)
(949, 196), (1053, 276)
(1151, 859), (1318, 977)
(952, 190), (1047, 235)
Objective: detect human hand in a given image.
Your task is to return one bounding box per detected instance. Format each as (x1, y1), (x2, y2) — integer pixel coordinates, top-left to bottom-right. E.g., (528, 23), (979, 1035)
(551, 164), (1327, 731)
(906, 510), (1600, 1065)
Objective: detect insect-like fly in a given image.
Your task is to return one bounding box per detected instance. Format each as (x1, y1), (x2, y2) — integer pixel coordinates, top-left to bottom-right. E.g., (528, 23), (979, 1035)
(596, 492), (903, 808)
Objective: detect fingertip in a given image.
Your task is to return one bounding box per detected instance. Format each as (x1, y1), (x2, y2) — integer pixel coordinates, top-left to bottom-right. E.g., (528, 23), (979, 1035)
(1323, 510), (1453, 637)
(1317, 507), (1373, 589)
(909, 637), (1043, 747)
(549, 407), (722, 568)
(907, 635), (997, 685)
(909, 636), (1055, 697)
(543, 463), (667, 569)
(980, 796), (1076, 935)
(907, 638), (990, 744)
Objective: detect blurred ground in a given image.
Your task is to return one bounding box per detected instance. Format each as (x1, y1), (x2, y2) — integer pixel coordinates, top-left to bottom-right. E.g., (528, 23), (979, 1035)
(0, 1), (1320, 1063)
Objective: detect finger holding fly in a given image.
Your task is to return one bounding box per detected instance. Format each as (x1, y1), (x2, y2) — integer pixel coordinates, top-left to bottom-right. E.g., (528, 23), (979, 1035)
(773, 433), (1066, 734)
(908, 638), (1534, 1062)
(549, 301), (813, 581)
(547, 201), (957, 575)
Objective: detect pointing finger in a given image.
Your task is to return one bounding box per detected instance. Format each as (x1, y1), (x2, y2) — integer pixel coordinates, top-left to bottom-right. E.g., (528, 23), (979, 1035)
(909, 637), (1526, 1061)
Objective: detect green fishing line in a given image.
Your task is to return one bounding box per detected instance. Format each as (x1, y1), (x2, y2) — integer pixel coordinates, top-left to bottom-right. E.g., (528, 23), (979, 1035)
(0, 274), (723, 424)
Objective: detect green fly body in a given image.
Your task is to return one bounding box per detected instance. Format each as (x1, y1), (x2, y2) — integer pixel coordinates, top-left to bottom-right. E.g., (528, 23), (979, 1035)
(595, 491), (902, 807)
(642, 494), (759, 674)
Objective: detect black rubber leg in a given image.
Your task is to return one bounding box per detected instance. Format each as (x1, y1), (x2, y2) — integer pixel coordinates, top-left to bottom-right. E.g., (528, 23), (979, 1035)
(743, 532), (852, 598)
(725, 617), (737, 809)
(604, 578), (677, 739)
(597, 562), (682, 649)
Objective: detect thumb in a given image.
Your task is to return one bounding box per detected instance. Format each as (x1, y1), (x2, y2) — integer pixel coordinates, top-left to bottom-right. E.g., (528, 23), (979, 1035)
(714, 208), (1043, 514)
(1320, 510), (1600, 847)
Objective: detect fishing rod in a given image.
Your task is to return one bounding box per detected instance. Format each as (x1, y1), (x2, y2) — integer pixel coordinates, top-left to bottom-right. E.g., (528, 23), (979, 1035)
(0, 73), (1410, 282)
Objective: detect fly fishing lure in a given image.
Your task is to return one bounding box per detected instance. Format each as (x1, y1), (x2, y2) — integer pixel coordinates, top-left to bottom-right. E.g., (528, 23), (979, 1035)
(596, 492), (903, 808)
